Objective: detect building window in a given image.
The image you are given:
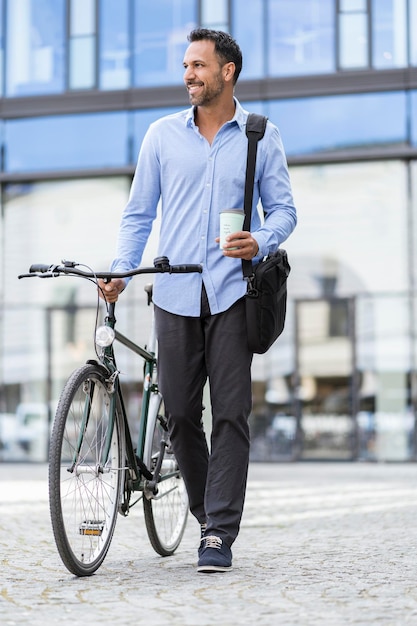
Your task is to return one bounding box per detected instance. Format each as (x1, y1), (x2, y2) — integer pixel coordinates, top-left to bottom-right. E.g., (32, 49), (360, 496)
(338, 0), (369, 69)
(4, 112), (129, 173)
(0, 0), (3, 96)
(288, 160), (409, 296)
(69, 0), (96, 89)
(412, 91), (417, 146)
(5, 0), (65, 97)
(409, 0), (417, 66)
(268, 0), (335, 77)
(133, 0), (197, 87)
(372, 0), (407, 69)
(232, 0), (264, 79)
(99, 0), (130, 89)
(265, 91), (407, 157)
(337, 0), (409, 71)
(201, 0), (228, 31)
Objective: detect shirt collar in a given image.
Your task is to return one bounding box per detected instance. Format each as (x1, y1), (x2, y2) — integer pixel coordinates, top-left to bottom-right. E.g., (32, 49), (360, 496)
(185, 97), (246, 132)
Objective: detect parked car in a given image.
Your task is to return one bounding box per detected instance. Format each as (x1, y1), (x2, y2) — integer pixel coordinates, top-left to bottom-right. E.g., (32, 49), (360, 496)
(0, 403), (49, 461)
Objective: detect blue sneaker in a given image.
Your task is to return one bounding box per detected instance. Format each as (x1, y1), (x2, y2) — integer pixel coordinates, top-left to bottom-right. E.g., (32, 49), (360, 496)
(197, 535), (232, 573)
(198, 523), (207, 559)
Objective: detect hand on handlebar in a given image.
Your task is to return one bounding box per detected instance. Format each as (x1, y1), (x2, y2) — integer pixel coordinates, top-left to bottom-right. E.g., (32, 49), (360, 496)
(98, 278), (126, 303)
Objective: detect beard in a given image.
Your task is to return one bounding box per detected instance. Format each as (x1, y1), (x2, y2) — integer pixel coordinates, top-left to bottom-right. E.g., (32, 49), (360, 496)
(188, 70), (225, 106)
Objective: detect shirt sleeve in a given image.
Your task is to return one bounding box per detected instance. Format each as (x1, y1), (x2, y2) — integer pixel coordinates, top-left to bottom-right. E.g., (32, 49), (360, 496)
(252, 123), (297, 258)
(110, 125), (161, 280)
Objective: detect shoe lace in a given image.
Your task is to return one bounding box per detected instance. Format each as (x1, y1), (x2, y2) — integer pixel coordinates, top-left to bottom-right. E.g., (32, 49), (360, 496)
(201, 535), (222, 549)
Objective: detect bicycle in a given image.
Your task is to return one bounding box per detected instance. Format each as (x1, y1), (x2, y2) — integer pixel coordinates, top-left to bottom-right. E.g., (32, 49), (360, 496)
(19, 256), (202, 577)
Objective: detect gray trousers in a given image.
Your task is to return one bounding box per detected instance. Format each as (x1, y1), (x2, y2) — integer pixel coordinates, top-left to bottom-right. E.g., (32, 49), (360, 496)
(154, 289), (253, 547)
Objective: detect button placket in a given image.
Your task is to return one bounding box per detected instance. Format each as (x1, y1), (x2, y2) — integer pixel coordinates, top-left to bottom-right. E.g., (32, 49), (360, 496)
(198, 147), (216, 261)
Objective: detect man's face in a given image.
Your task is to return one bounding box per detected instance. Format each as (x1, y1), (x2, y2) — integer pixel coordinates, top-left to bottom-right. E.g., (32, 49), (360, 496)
(183, 39), (226, 107)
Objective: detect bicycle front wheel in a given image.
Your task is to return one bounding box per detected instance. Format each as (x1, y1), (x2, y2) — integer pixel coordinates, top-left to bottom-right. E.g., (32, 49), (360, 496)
(49, 363), (123, 576)
(143, 393), (188, 556)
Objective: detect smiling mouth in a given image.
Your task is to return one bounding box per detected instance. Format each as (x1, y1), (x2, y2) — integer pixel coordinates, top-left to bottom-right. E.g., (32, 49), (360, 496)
(187, 83), (203, 92)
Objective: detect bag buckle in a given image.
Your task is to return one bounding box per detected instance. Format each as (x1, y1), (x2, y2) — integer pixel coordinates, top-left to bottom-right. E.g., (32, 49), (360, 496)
(245, 274), (258, 298)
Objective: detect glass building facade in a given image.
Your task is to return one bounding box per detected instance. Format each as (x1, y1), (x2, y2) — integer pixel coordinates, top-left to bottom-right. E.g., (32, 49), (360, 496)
(0, 0), (416, 462)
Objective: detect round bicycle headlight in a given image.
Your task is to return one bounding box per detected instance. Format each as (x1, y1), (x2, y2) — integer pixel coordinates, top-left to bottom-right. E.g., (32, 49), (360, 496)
(95, 325), (115, 348)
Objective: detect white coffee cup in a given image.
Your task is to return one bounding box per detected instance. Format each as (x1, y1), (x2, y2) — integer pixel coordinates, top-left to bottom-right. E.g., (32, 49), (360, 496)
(219, 209), (245, 250)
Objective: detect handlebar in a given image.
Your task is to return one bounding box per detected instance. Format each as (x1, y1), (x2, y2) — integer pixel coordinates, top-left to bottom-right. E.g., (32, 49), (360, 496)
(18, 256), (203, 280)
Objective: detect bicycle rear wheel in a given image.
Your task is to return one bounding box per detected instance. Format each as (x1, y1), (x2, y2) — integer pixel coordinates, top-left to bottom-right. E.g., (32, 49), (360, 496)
(49, 363), (123, 576)
(143, 393), (188, 556)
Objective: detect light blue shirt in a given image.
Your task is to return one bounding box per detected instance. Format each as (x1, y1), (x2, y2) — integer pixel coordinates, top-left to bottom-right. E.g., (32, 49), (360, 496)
(111, 99), (297, 316)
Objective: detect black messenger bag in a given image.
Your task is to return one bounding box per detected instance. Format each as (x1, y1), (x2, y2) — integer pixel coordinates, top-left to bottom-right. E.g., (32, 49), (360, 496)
(242, 114), (291, 354)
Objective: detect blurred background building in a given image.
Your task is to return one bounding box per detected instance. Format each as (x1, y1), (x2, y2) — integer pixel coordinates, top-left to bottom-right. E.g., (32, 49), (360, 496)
(0, 0), (416, 463)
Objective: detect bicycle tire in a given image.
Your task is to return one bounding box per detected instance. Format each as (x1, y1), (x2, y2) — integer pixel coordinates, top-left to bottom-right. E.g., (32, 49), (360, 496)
(143, 393), (188, 556)
(49, 363), (123, 576)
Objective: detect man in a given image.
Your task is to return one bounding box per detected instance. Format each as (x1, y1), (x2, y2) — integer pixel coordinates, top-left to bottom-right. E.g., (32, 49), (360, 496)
(100, 28), (297, 572)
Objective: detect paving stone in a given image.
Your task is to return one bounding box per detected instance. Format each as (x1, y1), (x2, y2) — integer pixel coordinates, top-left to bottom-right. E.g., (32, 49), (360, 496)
(1, 462), (416, 625)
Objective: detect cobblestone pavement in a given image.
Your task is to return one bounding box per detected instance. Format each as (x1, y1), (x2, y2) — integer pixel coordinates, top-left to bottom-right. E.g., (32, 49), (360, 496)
(1, 461), (417, 626)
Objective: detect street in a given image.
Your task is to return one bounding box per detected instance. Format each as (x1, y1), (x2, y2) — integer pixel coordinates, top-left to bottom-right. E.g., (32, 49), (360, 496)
(1, 461), (417, 625)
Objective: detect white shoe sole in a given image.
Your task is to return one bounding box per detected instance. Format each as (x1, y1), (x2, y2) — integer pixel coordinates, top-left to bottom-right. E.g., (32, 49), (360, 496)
(197, 564), (233, 573)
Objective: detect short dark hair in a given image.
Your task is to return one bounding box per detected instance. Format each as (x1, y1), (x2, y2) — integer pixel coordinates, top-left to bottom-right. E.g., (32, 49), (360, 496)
(187, 28), (242, 84)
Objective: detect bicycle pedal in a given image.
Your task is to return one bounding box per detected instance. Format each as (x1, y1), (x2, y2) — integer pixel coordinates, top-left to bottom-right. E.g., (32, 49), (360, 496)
(79, 520), (105, 536)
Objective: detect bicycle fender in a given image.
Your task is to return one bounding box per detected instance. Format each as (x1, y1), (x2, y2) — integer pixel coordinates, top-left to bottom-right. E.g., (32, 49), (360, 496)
(86, 359), (112, 378)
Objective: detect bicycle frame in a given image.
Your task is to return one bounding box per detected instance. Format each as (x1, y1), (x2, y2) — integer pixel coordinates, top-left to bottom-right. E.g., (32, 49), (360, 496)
(96, 299), (168, 510)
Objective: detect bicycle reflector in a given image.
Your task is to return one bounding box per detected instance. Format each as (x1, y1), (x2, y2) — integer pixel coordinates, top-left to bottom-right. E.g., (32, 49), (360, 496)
(79, 520), (104, 536)
(95, 325), (115, 348)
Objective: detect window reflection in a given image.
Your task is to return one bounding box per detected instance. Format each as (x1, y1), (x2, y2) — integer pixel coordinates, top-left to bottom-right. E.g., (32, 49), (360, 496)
(1, 161), (415, 462)
(133, 0), (196, 87)
(338, 9), (368, 69)
(372, 0), (407, 69)
(4, 91), (410, 174)
(340, 0), (366, 9)
(232, 0), (264, 79)
(287, 161), (414, 461)
(0, 0), (3, 96)
(5, 112), (129, 172)
(6, 0), (65, 97)
(1, 0), (416, 97)
(99, 0), (130, 89)
(412, 91), (417, 146)
(70, 0), (95, 35)
(413, 162), (417, 290)
(296, 298), (355, 460)
(266, 91), (407, 155)
(69, 38), (95, 90)
(268, 0), (335, 76)
(201, 0), (228, 31)
(1, 177), (132, 462)
(356, 296), (414, 461)
(412, 0), (417, 65)
(286, 161), (408, 297)
(69, 0), (96, 89)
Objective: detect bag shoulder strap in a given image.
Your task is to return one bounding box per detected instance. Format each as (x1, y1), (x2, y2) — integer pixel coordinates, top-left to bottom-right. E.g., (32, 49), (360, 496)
(245, 112), (268, 138)
(242, 113), (268, 278)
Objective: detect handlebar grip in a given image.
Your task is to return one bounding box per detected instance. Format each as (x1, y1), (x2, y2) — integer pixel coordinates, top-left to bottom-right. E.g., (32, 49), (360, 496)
(29, 264), (53, 273)
(170, 264), (202, 273)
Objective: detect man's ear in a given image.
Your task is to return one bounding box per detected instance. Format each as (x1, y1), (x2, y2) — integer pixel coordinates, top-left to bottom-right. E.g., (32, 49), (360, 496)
(223, 62), (236, 83)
